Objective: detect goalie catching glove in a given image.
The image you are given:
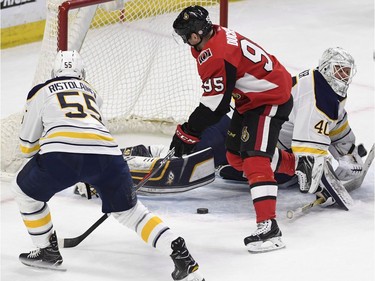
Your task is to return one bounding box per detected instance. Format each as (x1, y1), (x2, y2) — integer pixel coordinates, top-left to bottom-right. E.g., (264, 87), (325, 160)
(170, 122), (200, 157)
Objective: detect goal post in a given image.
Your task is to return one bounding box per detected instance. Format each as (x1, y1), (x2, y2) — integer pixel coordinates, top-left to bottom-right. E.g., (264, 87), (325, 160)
(57, 0), (228, 51)
(1, 0), (228, 178)
(34, 0), (228, 134)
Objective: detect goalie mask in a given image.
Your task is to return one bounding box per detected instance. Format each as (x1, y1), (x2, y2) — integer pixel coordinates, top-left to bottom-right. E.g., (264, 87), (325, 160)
(173, 5), (212, 44)
(318, 47), (356, 98)
(52, 50), (86, 79)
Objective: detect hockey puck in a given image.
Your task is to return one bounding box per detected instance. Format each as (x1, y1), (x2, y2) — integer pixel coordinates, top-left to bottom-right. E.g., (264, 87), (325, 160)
(197, 208), (209, 214)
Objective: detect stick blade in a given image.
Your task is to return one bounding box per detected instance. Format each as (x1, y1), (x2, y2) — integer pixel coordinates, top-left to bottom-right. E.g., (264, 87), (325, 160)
(322, 162), (353, 210)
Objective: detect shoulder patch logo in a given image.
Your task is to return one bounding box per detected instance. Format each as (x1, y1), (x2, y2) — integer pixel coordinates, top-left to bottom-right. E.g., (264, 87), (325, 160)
(198, 48), (213, 65)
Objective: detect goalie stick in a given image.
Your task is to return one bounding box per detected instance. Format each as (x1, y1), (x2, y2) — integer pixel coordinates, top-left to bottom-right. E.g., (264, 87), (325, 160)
(286, 160), (354, 219)
(286, 144), (374, 220)
(300, 143), (373, 213)
(286, 197), (325, 219)
(59, 148), (175, 248)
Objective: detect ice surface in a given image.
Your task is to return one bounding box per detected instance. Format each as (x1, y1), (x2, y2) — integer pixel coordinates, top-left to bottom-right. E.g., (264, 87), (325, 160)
(1, 0), (374, 280)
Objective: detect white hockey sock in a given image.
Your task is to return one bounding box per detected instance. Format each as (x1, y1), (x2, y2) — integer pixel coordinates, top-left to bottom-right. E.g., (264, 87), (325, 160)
(113, 201), (178, 255)
(12, 182), (53, 248)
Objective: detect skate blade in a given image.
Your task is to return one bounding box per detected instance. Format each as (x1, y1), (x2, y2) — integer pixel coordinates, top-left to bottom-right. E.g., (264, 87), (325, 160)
(246, 237), (286, 253)
(20, 260), (67, 271)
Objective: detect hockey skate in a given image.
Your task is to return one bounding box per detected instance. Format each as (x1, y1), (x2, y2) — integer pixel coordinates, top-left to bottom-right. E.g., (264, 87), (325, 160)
(170, 237), (205, 281)
(19, 231), (65, 271)
(244, 219), (285, 253)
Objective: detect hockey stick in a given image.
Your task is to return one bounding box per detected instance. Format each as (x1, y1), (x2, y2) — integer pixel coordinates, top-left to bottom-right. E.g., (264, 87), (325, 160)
(286, 197), (325, 220)
(59, 148), (175, 248)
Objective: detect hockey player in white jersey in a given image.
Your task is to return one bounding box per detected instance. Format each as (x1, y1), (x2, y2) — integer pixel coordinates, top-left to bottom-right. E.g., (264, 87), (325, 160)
(277, 47), (363, 194)
(12, 50), (205, 280)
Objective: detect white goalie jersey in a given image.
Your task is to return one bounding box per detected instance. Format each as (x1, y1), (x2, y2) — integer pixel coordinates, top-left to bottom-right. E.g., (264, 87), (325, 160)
(277, 69), (356, 158)
(19, 77), (121, 158)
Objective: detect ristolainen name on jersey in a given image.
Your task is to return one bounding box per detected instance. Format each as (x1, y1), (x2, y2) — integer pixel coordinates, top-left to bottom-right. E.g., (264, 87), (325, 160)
(48, 81), (96, 96)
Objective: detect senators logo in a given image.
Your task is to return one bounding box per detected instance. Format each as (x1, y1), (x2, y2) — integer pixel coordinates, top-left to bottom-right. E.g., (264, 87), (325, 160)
(198, 48), (212, 65)
(241, 127), (250, 142)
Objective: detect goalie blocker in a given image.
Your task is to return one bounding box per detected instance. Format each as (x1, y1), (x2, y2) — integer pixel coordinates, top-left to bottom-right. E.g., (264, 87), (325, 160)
(126, 147), (215, 194)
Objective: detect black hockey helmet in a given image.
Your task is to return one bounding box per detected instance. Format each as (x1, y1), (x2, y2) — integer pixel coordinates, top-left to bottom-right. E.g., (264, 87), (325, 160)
(173, 5), (212, 43)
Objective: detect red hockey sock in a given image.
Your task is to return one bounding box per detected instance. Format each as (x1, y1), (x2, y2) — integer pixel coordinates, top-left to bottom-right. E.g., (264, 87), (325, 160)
(243, 156), (275, 185)
(276, 149), (295, 176)
(226, 151), (243, 171)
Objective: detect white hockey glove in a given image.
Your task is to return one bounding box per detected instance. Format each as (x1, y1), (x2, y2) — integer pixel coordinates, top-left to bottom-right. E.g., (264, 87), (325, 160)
(335, 152), (363, 181)
(74, 182), (99, 199)
(295, 155), (325, 193)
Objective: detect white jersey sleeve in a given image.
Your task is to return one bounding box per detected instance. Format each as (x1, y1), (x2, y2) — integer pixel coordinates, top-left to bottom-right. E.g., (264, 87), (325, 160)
(19, 77), (121, 157)
(19, 85), (45, 158)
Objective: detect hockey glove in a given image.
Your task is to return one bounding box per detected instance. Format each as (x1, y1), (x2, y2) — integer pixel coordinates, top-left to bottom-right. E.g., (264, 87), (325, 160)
(170, 123), (200, 157)
(74, 182), (99, 199)
(295, 155), (325, 193)
(335, 151), (363, 181)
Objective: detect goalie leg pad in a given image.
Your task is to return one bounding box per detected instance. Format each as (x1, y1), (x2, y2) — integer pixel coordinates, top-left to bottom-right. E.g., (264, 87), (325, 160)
(128, 147), (215, 194)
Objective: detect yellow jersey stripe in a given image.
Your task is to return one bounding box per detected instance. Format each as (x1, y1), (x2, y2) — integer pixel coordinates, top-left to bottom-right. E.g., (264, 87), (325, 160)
(23, 213), (51, 228)
(141, 216), (162, 243)
(42, 131), (114, 141)
(292, 146), (328, 155)
(329, 121), (349, 137)
(20, 143), (40, 154)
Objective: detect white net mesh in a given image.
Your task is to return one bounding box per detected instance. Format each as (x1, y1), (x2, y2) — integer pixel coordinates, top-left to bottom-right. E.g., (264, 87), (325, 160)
(1, 0), (222, 177)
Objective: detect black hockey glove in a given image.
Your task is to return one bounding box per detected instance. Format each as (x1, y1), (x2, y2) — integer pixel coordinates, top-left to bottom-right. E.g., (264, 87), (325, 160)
(170, 122), (200, 157)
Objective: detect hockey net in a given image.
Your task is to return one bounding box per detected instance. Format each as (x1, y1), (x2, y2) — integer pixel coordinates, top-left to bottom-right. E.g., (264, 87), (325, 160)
(1, 0), (227, 179)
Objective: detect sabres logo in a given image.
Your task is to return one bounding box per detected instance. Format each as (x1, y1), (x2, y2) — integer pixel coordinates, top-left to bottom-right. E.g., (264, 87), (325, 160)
(183, 12), (189, 20)
(166, 171), (175, 185)
(241, 126), (250, 142)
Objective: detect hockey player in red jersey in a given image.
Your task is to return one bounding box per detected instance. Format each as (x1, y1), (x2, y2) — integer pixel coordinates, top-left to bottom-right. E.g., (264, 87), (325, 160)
(171, 6), (293, 252)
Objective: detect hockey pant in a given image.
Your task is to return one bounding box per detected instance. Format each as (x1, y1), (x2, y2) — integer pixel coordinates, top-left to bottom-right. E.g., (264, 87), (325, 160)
(225, 98), (293, 222)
